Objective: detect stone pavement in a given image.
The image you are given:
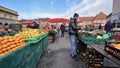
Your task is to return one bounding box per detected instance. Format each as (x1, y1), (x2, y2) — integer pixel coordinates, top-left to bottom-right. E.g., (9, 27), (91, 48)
(36, 33), (87, 68)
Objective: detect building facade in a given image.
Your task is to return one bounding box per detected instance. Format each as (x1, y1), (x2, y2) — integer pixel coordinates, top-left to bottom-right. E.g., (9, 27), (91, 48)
(93, 12), (107, 24)
(0, 6), (19, 24)
(79, 12), (107, 26)
(79, 17), (94, 26)
(107, 13), (112, 22)
(112, 0), (120, 22)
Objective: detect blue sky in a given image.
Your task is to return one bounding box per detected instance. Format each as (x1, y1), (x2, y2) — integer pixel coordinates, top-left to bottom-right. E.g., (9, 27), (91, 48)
(0, 0), (113, 19)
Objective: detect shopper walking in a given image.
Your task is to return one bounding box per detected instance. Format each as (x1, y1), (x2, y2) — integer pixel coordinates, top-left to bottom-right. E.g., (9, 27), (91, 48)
(43, 23), (49, 31)
(69, 13), (81, 58)
(60, 23), (65, 37)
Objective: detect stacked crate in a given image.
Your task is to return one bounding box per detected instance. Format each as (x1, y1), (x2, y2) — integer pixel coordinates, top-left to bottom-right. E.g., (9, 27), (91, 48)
(87, 47), (104, 68)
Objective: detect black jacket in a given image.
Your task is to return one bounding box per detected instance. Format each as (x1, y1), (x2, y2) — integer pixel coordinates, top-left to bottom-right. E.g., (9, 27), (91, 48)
(69, 18), (80, 35)
(60, 24), (65, 31)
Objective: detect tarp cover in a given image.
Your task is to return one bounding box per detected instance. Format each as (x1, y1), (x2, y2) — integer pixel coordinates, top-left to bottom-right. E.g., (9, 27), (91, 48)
(0, 32), (49, 68)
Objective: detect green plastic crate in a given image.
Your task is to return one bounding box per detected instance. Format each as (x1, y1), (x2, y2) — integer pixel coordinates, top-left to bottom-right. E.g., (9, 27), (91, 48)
(80, 36), (107, 44)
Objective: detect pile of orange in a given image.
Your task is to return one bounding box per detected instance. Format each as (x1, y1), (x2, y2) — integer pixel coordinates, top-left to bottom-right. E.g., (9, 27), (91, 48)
(0, 34), (26, 57)
(112, 44), (120, 50)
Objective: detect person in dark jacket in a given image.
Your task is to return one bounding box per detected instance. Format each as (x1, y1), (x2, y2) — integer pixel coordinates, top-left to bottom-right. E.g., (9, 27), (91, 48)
(60, 23), (65, 37)
(69, 13), (81, 58)
(98, 24), (102, 30)
(32, 22), (39, 29)
(4, 23), (9, 31)
(105, 21), (113, 33)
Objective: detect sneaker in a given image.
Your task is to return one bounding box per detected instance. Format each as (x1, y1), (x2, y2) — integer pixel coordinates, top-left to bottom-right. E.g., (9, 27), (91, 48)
(70, 55), (77, 58)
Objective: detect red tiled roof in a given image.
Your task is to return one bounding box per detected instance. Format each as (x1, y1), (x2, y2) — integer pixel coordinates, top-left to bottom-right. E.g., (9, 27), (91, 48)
(94, 12), (107, 20)
(36, 18), (50, 22)
(78, 12), (107, 23)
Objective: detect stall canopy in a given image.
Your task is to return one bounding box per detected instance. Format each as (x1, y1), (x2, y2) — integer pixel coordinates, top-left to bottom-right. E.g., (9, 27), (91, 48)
(88, 24), (94, 26)
(47, 18), (69, 23)
(87, 22), (105, 26)
(93, 22), (104, 25)
(21, 21), (33, 25)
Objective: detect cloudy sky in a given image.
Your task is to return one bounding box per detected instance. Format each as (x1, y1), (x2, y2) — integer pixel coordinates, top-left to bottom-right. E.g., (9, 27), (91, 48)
(0, 0), (113, 19)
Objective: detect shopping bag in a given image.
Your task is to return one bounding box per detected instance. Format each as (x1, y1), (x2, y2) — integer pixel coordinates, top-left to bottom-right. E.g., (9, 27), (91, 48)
(102, 33), (111, 39)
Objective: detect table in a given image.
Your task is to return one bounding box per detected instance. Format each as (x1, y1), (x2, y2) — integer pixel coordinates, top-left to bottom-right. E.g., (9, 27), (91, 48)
(88, 44), (120, 67)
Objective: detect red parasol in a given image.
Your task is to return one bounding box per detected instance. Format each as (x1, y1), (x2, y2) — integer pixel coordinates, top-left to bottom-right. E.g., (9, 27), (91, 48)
(47, 18), (69, 23)
(21, 21), (33, 25)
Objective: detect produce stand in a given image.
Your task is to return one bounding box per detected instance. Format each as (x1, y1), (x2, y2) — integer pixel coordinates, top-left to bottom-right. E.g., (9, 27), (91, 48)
(111, 28), (120, 40)
(78, 35), (120, 68)
(9, 23), (22, 31)
(0, 32), (49, 68)
(88, 44), (120, 68)
(0, 31), (18, 37)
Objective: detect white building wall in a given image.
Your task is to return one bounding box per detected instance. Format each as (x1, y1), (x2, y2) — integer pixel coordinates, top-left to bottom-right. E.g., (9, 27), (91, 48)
(113, 0), (120, 15)
(107, 16), (112, 22)
(112, 0), (120, 22)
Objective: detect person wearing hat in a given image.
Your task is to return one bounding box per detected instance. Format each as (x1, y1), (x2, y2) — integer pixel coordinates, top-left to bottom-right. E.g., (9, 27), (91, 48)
(69, 13), (81, 58)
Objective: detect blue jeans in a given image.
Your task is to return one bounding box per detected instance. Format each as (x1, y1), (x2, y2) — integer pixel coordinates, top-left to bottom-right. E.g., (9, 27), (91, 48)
(69, 35), (77, 57)
(61, 30), (64, 37)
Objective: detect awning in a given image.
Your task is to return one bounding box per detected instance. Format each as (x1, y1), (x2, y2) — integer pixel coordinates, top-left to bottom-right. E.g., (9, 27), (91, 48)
(88, 24), (94, 26)
(47, 18), (69, 23)
(87, 22), (105, 26)
(21, 21), (33, 25)
(93, 22), (104, 25)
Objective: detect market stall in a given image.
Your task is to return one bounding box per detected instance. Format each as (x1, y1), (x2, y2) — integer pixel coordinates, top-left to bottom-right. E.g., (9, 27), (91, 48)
(0, 28), (49, 68)
(78, 30), (120, 68)
(47, 18), (69, 43)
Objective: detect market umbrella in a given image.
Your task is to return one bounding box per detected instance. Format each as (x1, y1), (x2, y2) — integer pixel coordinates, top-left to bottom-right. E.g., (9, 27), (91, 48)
(47, 18), (69, 23)
(21, 21), (33, 25)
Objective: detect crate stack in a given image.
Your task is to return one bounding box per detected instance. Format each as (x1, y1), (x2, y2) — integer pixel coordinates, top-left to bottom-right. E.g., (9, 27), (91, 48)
(79, 52), (88, 65)
(87, 48), (94, 68)
(94, 51), (104, 68)
(87, 47), (104, 68)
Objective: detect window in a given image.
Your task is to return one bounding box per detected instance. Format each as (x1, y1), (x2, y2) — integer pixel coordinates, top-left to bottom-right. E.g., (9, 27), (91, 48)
(4, 14), (7, 18)
(101, 20), (103, 22)
(10, 16), (12, 19)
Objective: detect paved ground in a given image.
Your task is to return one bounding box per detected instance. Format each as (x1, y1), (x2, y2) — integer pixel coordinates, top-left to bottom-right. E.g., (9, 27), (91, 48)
(36, 33), (87, 68)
